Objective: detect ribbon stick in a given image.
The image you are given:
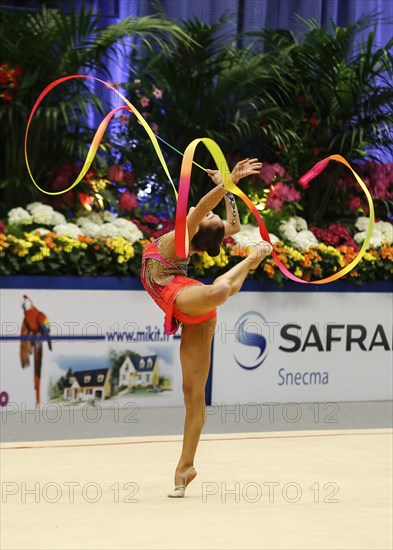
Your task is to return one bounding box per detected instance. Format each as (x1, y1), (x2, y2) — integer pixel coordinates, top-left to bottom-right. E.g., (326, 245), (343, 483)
(25, 76), (374, 284)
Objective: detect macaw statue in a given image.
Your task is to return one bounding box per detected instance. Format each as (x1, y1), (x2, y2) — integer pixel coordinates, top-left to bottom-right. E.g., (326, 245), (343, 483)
(20, 295), (52, 404)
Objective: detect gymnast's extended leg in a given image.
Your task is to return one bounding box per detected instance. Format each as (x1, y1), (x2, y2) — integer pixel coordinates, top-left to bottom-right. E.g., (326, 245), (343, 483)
(174, 242), (271, 317)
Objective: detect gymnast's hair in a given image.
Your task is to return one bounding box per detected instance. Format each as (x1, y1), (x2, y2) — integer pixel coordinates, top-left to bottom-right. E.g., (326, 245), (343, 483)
(191, 223), (225, 257)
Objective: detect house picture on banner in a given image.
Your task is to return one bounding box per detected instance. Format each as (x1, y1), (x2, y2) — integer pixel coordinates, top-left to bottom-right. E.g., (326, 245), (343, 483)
(50, 350), (173, 405)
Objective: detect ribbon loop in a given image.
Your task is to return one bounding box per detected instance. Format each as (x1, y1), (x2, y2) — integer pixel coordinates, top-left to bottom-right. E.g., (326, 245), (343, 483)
(25, 75), (375, 284)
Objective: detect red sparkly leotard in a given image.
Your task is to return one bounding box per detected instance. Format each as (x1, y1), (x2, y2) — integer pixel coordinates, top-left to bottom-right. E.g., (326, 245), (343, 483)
(141, 235), (216, 335)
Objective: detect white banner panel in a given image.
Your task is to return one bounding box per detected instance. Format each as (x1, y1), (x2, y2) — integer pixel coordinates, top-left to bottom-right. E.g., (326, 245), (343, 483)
(212, 292), (392, 403)
(0, 289), (183, 409)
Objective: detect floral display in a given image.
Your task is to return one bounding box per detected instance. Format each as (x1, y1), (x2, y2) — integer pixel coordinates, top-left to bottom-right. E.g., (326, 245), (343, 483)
(0, 62), (22, 104)
(1, 203), (392, 285)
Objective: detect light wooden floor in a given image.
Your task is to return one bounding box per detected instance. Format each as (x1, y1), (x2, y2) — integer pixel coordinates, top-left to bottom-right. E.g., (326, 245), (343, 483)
(1, 429), (392, 550)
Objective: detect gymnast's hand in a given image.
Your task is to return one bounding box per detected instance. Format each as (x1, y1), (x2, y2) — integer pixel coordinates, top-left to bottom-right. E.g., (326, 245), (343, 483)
(206, 158), (262, 187)
(206, 168), (224, 186)
(231, 158), (262, 182)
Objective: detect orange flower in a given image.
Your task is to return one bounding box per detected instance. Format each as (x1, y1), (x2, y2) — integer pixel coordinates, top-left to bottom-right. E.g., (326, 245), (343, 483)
(263, 263), (276, 279)
(78, 235), (94, 245)
(380, 245), (393, 260)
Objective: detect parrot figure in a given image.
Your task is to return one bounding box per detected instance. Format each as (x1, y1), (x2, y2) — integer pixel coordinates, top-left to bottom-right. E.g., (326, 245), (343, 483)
(20, 295), (52, 404)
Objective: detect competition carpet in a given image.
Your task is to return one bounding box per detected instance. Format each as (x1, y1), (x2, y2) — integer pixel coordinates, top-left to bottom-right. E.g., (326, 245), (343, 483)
(1, 429), (392, 549)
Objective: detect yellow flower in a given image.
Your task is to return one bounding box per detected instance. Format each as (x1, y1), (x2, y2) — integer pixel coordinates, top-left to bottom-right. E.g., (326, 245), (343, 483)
(202, 252), (215, 269)
(287, 248), (304, 262)
(24, 233), (42, 243)
(213, 247), (229, 268)
(31, 246), (51, 262)
(294, 267), (303, 277)
(112, 237), (135, 261)
(363, 252), (377, 262)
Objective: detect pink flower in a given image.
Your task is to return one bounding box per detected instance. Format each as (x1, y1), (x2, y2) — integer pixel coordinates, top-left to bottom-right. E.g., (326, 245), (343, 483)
(266, 181), (301, 211)
(144, 214), (159, 224)
(123, 170), (136, 189)
(152, 87), (163, 99)
(118, 114), (130, 125)
(259, 162), (287, 184)
(271, 163), (286, 178)
(308, 117), (319, 127)
(119, 191), (138, 212)
(259, 164), (276, 184)
(266, 196), (284, 212)
(52, 164), (76, 190)
(108, 164), (124, 182)
(152, 220), (175, 238)
(348, 197), (361, 211)
(140, 96), (150, 108)
(131, 218), (153, 237)
(0, 221), (6, 233)
(223, 236), (236, 245)
(309, 224), (360, 250)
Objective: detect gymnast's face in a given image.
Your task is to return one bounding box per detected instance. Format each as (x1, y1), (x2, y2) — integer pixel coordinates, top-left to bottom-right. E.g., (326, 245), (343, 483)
(199, 211), (223, 230)
(189, 207), (222, 228)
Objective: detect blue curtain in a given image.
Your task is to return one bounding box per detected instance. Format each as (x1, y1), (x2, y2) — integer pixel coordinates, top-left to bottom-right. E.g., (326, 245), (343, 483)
(134, 0), (393, 46)
(76, 0), (392, 159)
(84, 0), (393, 75)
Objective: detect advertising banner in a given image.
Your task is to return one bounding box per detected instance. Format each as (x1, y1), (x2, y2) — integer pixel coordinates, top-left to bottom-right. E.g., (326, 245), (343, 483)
(0, 289), (184, 409)
(211, 291), (392, 404)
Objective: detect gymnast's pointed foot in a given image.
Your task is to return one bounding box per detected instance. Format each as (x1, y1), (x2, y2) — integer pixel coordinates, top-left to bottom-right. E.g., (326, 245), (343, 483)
(167, 466), (197, 498)
(246, 241), (273, 268)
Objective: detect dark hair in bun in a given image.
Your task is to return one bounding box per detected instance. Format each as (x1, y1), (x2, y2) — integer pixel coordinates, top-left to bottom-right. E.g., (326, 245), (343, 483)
(191, 222), (225, 257)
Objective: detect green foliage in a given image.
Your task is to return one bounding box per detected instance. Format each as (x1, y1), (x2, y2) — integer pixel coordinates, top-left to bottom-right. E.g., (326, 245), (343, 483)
(0, 1), (192, 217)
(248, 15), (393, 223)
(117, 16), (275, 206)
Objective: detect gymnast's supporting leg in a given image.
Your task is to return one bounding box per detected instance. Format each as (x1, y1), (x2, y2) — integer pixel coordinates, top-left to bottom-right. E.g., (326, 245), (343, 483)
(168, 318), (216, 496)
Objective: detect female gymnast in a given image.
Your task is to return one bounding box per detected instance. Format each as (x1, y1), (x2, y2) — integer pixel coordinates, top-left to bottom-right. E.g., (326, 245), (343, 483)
(140, 158), (272, 497)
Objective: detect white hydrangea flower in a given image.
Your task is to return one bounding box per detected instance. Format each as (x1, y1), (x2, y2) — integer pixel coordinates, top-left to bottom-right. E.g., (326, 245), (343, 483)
(280, 223), (298, 241)
(76, 212), (103, 227)
(232, 224), (278, 247)
(268, 233), (280, 244)
(279, 216), (318, 250)
(294, 230), (319, 250)
(26, 202), (45, 213)
(99, 223), (121, 238)
(51, 211), (66, 225)
(30, 204), (55, 225)
(8, 207), (33, 225)
(54, 223), (82, 238)
(122, 228), (144, 243)
(354, 219), (393, 247)
(355, 217), (370, 231)
(78, 221), (101, 238)
(102, 211), (116, 222)
(376, 221), (393, 244)
(293, 216), (308, 231)
(113, 218), (130, 228)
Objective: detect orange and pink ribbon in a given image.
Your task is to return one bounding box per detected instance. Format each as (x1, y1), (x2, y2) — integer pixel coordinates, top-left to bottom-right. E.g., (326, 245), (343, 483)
(25, 75), (375, 284)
